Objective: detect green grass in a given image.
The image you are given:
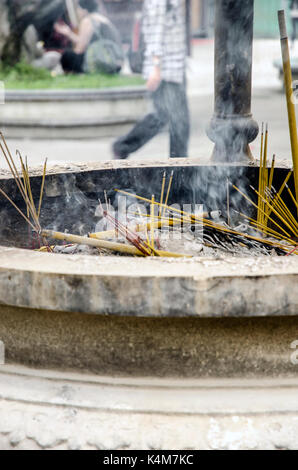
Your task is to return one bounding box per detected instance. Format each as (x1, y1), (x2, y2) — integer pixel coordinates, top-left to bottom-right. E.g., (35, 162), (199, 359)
(0, 62), (144, 90)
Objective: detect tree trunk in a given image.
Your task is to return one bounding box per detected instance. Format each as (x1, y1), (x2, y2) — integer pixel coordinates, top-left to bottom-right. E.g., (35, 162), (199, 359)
(0, 0), (65, 65)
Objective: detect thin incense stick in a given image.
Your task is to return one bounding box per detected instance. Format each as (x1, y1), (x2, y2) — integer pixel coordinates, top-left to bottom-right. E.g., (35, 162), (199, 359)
(151, 195), (155, 252)
(0, 187), (37, 231)
(163, 171), (173, 217)
(258, 122), (264, 225)
(159, 172), (166, 217)
(278, 10), (298, 215)
(38, 159), (47, 219)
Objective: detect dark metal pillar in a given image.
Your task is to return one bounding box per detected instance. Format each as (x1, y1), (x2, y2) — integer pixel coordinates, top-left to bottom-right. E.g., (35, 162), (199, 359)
(207, 0), (259, 163)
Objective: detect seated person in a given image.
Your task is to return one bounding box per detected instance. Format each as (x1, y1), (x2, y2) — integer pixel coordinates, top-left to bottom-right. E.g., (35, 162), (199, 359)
(54, 0), (121, 73)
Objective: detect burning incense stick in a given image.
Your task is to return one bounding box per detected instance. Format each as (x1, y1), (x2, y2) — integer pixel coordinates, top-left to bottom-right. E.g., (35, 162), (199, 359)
(163, 171), (174, 217)
(117, 185), (292, 254)
(233, 184), (291, 238)
(269, 187), (298, 229)
(266, 170), (292, 219)
(99, 202), (151, 256)
(258, 122), (264, 226)
(261, 123), (268, 227)
(278, 10), (298, 214)
(263, 154), (276, 228)
(89, 217), (182, 241)
(159, 172), (166, 217)
(251, 185), (297, 237)
(0, 187), (37, 232)
(42, 230), (191, 258)
(114, 189), (211, 220)
(38, 158), (47, 219)
(226, 178), (230, 226)
(0, 141), (41, 233)
(151, 195), (155, 252)
(286, 183), (298, 211)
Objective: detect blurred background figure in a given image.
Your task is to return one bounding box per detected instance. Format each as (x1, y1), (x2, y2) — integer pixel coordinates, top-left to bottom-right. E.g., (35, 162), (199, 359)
(54, 0), (123, 74)
(113, 0), (190, 160)
(290, 0), (298, 46)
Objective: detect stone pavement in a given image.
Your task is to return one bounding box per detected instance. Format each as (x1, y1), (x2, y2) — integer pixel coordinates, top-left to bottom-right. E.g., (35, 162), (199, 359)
(0, 39), (294, 169)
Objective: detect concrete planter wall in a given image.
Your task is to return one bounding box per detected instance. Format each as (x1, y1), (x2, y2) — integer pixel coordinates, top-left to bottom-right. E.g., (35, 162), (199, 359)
(0, 87), (148, 139)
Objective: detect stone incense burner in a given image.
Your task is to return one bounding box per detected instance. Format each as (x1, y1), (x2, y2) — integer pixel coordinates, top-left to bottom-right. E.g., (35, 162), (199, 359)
(0, 160), (298, 450)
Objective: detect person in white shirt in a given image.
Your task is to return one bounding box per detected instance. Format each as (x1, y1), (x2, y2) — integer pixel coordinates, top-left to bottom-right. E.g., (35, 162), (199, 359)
(113, 0), (190, 159)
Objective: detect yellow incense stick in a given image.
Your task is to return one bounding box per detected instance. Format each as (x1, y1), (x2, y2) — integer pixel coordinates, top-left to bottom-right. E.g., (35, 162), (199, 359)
(286, 183), (298, 211)
(266, 170), (292, 218)
(264, 154), (276, 228)
(19, 157), (30, 219)
(42, 229), (191, 258)
(151, 195), (155, 252)
(163, 171), (173, 217)
(38, 158), (47, 219)
(0, 187), (37, 232)
(116, 187), (292, 251)
(258, 122), (264, 225)
(268, 154), (276, 193)
(278, 10), (298, 216)
(159, 172), (166, 217)
(251, 186), (297, 237)
(270, 188), (298, 229)
(233, 184), (292, 238)
(261, 123), (269, 226)
(267, 190), (298, 233)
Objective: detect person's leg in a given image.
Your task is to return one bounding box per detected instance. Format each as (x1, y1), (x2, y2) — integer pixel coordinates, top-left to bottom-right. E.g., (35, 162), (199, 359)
(33, 51), (62, 71)
(113, 83), (169, 158)
(163, 82), (190, 158)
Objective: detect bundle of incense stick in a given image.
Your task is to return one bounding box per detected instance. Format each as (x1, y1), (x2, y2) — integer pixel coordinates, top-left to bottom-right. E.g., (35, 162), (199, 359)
(100, 203), (158, 256)
(41, 230), (191, 258)
(41, 173), (193, 258)
(0, 134), (47, 242)
(257, 123), (277, 232)
(114, 174), (298, 256)
(233, 179), (298, 251)
(278, 10), (298, 215)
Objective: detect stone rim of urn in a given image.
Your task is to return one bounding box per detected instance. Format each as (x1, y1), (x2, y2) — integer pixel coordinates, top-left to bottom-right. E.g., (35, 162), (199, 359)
(207, 0), (259, 163)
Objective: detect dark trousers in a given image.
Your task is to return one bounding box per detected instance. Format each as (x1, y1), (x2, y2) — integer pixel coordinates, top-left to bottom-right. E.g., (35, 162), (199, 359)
(114, 81), (190, 158)
(61, 50), (84, 73)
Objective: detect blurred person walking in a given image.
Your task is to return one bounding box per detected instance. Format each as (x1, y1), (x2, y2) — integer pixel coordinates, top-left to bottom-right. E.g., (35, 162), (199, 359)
(290, 0), (298, 46)
(113, 0), (190, 159)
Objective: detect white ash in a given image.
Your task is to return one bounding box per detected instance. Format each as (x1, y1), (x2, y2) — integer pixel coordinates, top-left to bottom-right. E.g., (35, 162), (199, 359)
(53, 244), (100, 256)
(50, 224), (285, 259)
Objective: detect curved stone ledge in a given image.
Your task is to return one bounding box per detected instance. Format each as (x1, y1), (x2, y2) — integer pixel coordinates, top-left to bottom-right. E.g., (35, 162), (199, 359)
(0, 247), (298, 318)
(5, 86), (147, 102)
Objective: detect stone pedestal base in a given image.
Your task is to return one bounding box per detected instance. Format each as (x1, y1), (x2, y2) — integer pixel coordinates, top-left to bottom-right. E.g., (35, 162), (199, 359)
(207, 115), (259, 163)
(0, 365), (298, 450)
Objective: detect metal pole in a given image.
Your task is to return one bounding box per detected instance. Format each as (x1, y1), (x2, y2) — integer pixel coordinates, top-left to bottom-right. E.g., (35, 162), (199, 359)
(207, 0), (259, 163)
